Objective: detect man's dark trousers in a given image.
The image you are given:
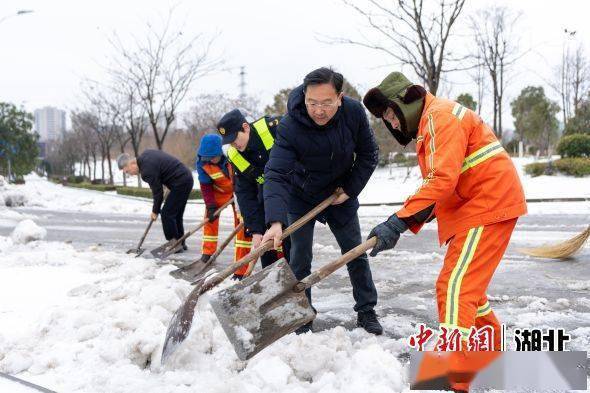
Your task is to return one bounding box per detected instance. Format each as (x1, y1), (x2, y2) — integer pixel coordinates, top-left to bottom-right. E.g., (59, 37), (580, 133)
(287, 212), (377, 312)
(161, 178), (194, 241)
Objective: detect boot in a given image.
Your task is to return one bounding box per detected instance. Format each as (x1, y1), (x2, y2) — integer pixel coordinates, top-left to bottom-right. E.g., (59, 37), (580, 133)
(294, 321), (313, 335)
(182, 241), (188, 251)
(357, 310), (383, 335)
(199, 254), (211, 264)
(231, 273), (243, 281)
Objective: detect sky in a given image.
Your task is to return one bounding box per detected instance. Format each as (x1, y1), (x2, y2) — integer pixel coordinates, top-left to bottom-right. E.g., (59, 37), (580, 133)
(0, 0), (589, 130)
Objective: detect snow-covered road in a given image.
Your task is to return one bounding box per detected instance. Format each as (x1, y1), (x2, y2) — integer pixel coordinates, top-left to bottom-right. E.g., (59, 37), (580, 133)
(0, 175), (588, 392)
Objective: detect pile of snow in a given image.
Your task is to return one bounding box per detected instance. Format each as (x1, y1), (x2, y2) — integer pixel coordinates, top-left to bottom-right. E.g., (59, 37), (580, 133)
(10, 220), (46, 244)
(0, 237), (408, 392)
(3, 191), (28, 207)
(0, 208), (27, 227)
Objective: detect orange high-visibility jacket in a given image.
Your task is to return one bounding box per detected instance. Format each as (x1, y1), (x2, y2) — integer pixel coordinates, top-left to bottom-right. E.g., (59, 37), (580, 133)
(202, 162), (234, 195)
(397, 93), (527, 244)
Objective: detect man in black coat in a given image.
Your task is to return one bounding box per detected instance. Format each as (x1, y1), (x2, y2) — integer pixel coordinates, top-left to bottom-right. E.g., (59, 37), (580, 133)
(117, 150), (194, 250)
(261, 67), (382, 335)
(216, 109), (290, 278)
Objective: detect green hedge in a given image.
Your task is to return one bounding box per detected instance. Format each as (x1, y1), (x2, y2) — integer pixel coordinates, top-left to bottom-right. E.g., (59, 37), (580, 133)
(116, 186), (202, 200)
(68, 182), (117, 191)
(554, 158), (590, 177)
(67, 175), (88, 184)
(524, 158), (590, 177)
(556, 134), (590, 158)
(59, 181), (202, 198)
(392, 153), (407, 164)
(524, 162), (547, 177)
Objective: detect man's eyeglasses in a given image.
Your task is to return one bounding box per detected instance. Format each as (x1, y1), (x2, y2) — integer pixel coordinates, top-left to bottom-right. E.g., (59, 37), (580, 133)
(305, 100), (339, 109)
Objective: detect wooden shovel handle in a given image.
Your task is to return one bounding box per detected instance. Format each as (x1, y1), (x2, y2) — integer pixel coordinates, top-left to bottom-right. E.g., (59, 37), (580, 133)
(208, 221), (244, 264)
(295, 237), (377, 292)
(171, 197), (234, 248)
(136, 218), (155, 249)
(202, 192), (341, 291)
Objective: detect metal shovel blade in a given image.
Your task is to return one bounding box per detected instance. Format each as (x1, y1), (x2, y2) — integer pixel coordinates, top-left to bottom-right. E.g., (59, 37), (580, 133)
(209, 258), (316, 361)
(161, 279), (205, 364)
(150, 239), (177, 259)
(169, 261), (214, 282)
(127, 248), (146, 257)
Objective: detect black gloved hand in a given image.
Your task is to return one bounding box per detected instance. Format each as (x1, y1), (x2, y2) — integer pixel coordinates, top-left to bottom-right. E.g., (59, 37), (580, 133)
(206, 205), (217, 222)
(368, 214), (408, 257)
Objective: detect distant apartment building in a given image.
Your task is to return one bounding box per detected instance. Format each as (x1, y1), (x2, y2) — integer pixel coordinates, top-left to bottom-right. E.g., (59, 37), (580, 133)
(34, 106), (66, 142)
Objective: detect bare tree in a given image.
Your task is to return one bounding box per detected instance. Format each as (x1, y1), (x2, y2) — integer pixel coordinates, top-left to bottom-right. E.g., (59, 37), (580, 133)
(184, 93), (261, 137)
(570, 44), (590, 113)
(82, 83), (122, 184)
(470, 6), (522, 139)
(470, 51), (487, 116)
(111, 9), (223, 150)
(326, 0), (467, 94)
(71, 111), (100, 181)
(553, 38), (590, 127)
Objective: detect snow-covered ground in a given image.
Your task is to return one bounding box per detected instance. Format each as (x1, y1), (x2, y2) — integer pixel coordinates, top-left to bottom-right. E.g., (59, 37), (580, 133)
(0, 159), (588, 392)
(0, 224), (407, 392)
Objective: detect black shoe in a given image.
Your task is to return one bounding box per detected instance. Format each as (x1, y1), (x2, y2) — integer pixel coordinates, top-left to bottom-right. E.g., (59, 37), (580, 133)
(295, 321), (313, 335)
(182, 243), (188, 251)
(357, 310), (383, 335)
(199, 254), (211, 264)
(231, 273), (243, 281)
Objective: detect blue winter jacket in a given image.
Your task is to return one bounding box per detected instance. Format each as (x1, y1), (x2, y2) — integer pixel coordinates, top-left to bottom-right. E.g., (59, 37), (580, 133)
(263, 85), (379, 227)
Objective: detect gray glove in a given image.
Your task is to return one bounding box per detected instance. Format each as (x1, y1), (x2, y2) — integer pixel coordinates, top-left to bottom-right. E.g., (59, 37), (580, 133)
(368, 214), (408, 257)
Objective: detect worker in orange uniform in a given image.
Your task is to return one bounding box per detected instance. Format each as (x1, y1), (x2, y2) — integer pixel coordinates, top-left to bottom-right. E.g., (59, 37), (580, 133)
(196, 134), (251, 279)
(363, 72), (527, 392)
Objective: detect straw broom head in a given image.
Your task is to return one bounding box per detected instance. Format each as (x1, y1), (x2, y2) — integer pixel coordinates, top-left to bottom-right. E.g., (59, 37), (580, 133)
(520, 225), (590, 260)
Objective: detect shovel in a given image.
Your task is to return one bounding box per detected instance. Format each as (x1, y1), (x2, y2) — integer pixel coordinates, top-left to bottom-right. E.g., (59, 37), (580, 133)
(169, 221), (245, 282)
(126, 218), (155, 257)
(150, 197), (234, 259)
(126, 189), (170, 257)
(209, 237), (377, 361)
(160, 192), (340, 363)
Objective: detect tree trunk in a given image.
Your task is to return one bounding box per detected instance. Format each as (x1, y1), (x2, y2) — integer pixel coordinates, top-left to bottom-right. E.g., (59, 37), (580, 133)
(498, 98), (503, 140)
(107, 150), (114, 185)
(101, 154), (105, 184)
(132, 140), (142, 187)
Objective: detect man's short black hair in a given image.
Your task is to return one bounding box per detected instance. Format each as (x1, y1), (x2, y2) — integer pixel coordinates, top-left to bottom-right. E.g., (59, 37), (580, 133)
(303, 67), (344, 94)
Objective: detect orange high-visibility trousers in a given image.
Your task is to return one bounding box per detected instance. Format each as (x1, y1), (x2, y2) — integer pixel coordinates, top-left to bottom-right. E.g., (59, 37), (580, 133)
(434, 218), (517, 391)
(201, 192), (251, 264)
(436, 217), (517, 350)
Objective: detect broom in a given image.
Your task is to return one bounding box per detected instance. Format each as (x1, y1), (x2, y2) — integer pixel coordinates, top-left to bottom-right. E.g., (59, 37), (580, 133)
(520, 225), (590, 259)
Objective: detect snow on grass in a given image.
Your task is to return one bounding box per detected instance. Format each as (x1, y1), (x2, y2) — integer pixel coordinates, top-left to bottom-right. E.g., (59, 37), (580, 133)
(0, 232), (408, 393)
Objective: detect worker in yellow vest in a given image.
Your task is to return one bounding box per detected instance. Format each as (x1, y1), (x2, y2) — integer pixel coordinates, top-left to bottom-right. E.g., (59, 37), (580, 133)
(217, 109), (289, 279)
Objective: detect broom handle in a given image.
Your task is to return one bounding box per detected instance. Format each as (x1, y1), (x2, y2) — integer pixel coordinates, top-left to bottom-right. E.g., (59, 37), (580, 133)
(201, 192), (341, 291)
(295, 237), (377, 291)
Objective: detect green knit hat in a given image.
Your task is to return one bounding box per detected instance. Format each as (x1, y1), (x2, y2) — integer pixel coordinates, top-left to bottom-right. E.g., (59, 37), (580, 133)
(363, 72), (425, 145)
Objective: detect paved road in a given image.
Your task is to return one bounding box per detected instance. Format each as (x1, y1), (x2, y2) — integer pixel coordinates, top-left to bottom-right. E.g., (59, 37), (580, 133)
(1, 204), (589, 352)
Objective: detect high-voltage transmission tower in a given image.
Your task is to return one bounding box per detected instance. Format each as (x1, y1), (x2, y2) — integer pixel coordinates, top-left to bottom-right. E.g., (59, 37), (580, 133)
(239, 66), (246, 99)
